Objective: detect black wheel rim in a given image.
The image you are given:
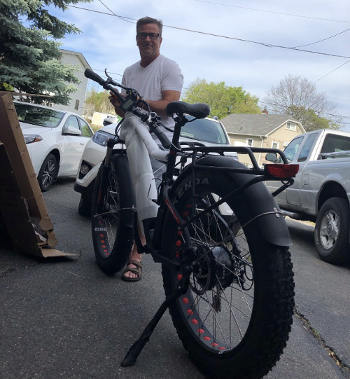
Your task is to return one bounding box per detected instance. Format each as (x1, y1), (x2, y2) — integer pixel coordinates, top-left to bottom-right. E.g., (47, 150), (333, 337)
(175, 191), (255, 354)
(93, 171), (120, 258)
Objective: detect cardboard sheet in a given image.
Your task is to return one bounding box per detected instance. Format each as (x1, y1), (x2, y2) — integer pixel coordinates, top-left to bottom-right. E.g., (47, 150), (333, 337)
(0, 92), (77, 258)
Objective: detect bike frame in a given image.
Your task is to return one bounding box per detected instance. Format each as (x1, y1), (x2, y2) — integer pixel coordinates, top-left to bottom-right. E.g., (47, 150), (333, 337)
(84, 68), (298, 367)
(105, 112), (295, 268)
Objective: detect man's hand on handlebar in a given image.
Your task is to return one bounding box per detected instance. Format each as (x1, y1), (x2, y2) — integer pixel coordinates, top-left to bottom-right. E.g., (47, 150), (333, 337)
(109, 91), (125, 117)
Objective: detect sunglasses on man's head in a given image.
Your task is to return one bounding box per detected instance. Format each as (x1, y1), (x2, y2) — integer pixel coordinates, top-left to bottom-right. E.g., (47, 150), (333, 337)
(137, 32), (160, 40)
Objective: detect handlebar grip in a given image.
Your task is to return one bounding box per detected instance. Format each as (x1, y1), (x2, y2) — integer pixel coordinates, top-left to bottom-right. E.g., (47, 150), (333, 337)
(84, 69), (105, 85)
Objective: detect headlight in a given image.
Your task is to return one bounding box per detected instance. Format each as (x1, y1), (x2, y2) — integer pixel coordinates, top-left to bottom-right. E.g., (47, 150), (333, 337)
(92, 130), (114, 146)
(23, 134), (43, 144)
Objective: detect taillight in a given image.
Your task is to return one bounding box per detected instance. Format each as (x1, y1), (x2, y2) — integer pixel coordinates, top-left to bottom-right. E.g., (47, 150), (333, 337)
(264, 164), (299, 179)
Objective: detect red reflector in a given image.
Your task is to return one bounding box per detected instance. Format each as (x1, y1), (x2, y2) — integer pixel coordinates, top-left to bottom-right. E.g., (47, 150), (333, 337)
(265, 164), (299, 178)
(182, 297), (189, 304)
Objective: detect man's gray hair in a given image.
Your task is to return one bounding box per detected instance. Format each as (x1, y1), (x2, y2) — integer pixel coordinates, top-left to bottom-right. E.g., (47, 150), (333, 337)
(136, 17), (163, 36)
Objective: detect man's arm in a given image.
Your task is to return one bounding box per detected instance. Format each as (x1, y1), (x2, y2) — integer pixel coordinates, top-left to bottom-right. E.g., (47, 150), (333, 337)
(110, 89), (180, 117)
(146, 90), (180, 116)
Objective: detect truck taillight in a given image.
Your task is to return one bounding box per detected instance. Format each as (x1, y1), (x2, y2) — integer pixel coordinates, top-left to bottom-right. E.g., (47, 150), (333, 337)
(264, 164), (299, 179)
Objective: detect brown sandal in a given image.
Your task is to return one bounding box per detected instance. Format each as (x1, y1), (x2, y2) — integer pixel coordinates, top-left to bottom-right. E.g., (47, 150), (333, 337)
(121, 260), (142, 282)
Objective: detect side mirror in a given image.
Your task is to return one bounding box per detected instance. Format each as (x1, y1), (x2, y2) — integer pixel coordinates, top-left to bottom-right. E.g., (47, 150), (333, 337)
(265, 152), (278, 162)
(62, 125), (82, 136)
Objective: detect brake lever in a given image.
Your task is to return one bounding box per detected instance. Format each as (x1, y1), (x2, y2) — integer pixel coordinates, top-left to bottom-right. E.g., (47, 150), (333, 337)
(104, 69), (119, 86)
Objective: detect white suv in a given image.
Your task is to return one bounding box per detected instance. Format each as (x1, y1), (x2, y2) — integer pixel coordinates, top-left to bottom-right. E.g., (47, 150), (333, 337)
(15, 101), (94, 191)
(74, 116), (233, 216)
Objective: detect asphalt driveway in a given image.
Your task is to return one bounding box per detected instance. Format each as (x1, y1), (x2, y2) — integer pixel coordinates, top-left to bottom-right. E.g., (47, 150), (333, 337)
(0, 179), (349, 378)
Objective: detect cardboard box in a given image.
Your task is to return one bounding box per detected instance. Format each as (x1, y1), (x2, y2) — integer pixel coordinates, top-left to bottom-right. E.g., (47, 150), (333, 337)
(0, 92), (76, 258)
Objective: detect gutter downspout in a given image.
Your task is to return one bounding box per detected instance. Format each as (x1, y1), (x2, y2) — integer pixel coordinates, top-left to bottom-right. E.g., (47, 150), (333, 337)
(257, 136), (264, 166)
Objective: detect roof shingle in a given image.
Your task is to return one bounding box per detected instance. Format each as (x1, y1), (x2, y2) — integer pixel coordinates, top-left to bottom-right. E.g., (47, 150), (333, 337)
(222, 114), (299, 136)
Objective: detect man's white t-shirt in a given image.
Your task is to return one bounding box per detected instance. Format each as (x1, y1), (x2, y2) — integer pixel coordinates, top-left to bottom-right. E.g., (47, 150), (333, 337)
(122, 54), (183, 135)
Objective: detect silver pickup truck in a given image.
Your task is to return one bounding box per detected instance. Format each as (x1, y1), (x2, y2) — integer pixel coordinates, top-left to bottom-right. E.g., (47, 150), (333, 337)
(266, 129), (350, 264)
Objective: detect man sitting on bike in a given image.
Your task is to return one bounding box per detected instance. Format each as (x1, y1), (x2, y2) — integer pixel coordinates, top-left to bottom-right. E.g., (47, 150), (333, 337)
(110, 16), (183, 281)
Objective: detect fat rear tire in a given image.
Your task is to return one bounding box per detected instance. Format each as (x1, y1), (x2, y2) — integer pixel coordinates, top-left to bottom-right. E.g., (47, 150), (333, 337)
(162, 169), (295, 378)
(38, 153), (58, 192)
(314, 197), (350, 264)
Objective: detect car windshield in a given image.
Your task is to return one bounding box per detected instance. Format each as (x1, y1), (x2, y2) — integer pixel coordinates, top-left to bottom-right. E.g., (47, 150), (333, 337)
(180, 117), (229, 144)
(14, 102), (65, 128)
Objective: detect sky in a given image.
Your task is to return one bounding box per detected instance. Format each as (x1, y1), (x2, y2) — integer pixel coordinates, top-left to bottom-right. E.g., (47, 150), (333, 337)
(51, 0), (350, 129)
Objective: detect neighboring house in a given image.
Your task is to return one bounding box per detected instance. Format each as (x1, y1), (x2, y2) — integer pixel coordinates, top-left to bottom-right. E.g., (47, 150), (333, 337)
(221, 113), (305, 167)
(58, 49), (91, 115)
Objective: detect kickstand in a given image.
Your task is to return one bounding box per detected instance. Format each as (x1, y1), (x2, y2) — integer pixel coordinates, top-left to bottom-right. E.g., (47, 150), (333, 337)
(121, 287), (185, 367)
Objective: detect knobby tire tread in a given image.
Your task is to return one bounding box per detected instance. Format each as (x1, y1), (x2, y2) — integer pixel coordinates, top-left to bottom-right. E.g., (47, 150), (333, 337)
(91, 156), (135, 275)
(161, 170), (295, 378)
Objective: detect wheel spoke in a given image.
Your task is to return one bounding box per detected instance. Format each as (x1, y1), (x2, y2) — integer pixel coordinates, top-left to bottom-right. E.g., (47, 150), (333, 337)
(177, 188), (255, 352)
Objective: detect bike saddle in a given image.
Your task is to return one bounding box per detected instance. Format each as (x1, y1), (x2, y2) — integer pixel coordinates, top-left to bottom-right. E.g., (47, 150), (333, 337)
(166, 101), (210, 119)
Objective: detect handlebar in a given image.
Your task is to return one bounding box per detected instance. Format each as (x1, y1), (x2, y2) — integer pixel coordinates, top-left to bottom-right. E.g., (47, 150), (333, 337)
(84, 69), (105, 86)
(84, 68), (172, 149)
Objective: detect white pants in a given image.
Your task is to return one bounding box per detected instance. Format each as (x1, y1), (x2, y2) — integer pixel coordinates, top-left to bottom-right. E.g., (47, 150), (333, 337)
(119, 112), (167, 228)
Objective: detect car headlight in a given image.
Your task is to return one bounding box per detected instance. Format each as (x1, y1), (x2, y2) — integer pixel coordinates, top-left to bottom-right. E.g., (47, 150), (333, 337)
(23, 134), (43, 144)
(92, 130), (114, 146)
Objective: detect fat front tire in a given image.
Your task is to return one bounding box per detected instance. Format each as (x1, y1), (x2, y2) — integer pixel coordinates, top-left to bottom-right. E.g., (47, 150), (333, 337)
(91, 155), (135, 275)
(314, 197), (350, 264)
(38, 153), (58, 192)
(162, 170), (295, 378)
(78, 190), (92, 218)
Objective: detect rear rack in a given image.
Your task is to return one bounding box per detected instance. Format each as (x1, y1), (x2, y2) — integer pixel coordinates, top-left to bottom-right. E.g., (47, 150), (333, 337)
(181, 145), (294, 177)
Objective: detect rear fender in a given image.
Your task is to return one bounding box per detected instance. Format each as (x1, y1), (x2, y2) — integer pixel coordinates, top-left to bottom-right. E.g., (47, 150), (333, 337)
(169, 155), (291, 247)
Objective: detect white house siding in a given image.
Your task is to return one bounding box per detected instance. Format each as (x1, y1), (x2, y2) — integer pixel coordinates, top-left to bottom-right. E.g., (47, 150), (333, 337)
(57, 50), (90, 115)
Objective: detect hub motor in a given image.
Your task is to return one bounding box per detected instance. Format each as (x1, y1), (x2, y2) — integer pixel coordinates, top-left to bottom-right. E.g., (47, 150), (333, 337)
(190, 245), (237, 294)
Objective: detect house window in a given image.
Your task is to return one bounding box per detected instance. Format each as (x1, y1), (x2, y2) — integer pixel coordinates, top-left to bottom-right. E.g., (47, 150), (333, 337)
(286, 122), (296, 131)
(75, 99), (80, 111)
(272, 141), (279, 149)
(247, 138), (253, 147)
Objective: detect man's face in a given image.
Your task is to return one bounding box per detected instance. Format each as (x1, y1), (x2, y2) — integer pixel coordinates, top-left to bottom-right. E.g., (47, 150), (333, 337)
(136, 23), (162, 61)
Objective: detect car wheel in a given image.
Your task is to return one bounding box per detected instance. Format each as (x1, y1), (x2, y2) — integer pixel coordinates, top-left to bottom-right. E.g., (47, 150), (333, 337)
(78, 191), (92, 218)
(38, 153), (59, 192)
(314, 197), (350, 264)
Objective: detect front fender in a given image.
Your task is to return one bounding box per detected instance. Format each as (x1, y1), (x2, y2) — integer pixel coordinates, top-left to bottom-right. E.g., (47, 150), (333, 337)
(173, 155), (291, 247)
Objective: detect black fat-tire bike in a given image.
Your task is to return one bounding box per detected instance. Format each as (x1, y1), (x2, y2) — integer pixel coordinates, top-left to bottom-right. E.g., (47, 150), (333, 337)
(86, 68), (298, 378)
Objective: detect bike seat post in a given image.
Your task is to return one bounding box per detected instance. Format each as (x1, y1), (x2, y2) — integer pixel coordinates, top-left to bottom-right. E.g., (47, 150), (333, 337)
(164, 115), (186, 181)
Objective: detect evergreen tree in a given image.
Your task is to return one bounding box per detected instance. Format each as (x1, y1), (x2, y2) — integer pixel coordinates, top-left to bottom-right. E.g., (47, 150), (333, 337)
(0, 0), (91, 104)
